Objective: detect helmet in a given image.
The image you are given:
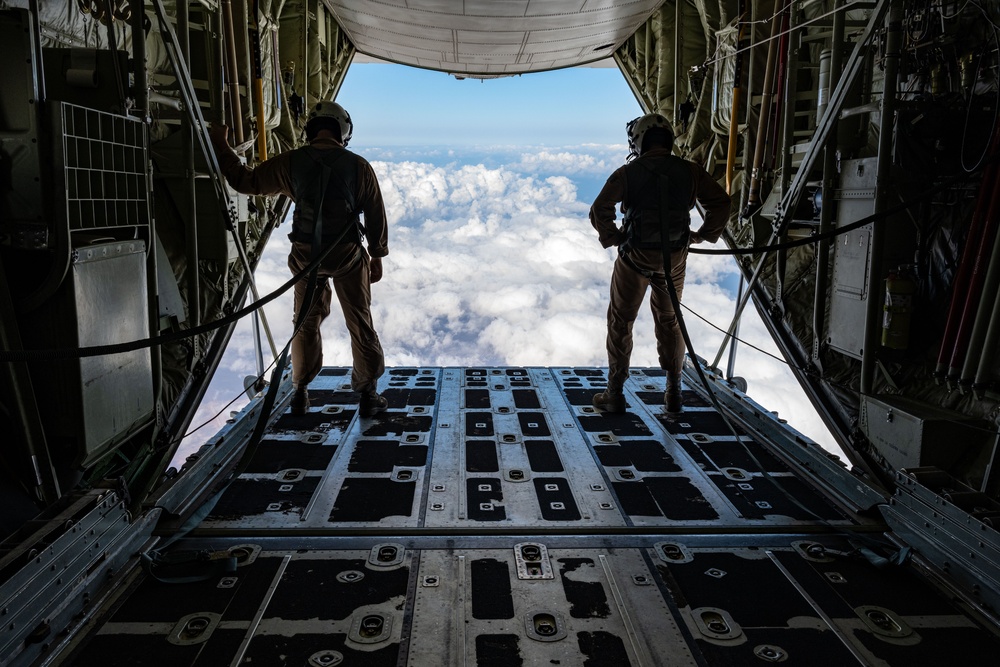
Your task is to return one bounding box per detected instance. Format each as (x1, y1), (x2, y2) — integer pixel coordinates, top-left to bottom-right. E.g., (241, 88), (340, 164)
(626, 113), (673, 159)
(307, 101), (353, 145)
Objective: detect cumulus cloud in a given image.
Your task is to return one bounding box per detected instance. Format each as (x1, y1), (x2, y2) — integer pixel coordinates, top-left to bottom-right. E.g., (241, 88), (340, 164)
(514, 146), (624, 176)
(176, 146), (841, 466)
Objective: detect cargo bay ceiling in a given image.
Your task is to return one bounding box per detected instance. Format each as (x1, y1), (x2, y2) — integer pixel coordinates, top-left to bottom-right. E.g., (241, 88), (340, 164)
(325, 0), (665, 76)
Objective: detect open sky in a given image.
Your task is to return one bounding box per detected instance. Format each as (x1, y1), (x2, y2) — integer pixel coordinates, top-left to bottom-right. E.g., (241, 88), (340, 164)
(174, 62), (842, 467)
(335, 63), (639, 146)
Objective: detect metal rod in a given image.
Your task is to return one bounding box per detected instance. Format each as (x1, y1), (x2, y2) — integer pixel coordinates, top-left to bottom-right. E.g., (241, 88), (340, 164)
(766, 551), (869, 665)
(213, 7), (225, 124)
(739, 0), (757, 216)
(936, 131), (1000, 377)
(131, 0), (148, 113)
(768, 5), (791, 172)
(981, 433), (1000, 495)
(673, 0), (681, 124)
(949, 175), (1000, 379)
(711, 235), (776, 370)
(725, 1), (747, 194)
(961, 209), (1000, 387)
(644, 16), (651, 104)
(102, 6), (126, 105)
(250, 0), (268, 159)
(148, 91), (183, 109)
(325, 6), (332, 94)
(178, 0), (201, 329)
(233, 230), (279, 359)
(747, 0), (783, 209)
(302, 0), (309, 108)
(726, 272), (744, 381)
(860, 0), (902, 396)
(839, 100), (882, 118)
(230, 555), (290, 667)
(765, 1), (789, 310)
(221, 0), (244, 143)
(599, 555), (652, 666)
(779, 0), (799, 194)
(252, 297), (265, 380)
(974, 250), (1000, 392)
(812, 0), (845, 365)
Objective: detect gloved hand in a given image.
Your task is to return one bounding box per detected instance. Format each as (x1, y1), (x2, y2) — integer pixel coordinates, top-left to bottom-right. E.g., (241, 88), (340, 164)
(370, 256), (383, 284)
(209, 124), (231, 146)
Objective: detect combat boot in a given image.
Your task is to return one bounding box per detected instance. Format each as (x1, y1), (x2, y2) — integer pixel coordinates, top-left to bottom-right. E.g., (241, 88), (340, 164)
(665, 372), (682, 414)
(592, 388), (626, 414)
(360, 391), (388, 417)
(290, 386), (309, 415)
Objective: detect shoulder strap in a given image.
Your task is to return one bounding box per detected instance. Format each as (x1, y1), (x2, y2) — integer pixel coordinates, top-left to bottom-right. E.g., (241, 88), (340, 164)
(305, 147), (358, 214)
(311, 164), (333, 257)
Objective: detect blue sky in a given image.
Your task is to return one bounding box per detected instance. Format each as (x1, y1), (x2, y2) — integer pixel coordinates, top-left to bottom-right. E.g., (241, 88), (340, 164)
(337, 63), (641, 147)
(176, 62), (841, 466)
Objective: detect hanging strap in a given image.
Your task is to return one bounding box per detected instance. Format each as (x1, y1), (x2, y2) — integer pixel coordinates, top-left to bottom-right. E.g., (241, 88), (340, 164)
(142, 488), (235, 583)
(653, 212), (841, 526)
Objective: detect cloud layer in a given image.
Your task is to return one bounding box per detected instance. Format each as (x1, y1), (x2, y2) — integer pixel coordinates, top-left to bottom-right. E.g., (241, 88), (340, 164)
(178, 146), (841, 465)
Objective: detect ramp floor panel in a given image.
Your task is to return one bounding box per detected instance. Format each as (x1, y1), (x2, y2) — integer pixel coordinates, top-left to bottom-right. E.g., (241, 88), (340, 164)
(202, 367), (857, 532)
(74, 536), (1000, 666)
(68, 367), (1000, 665)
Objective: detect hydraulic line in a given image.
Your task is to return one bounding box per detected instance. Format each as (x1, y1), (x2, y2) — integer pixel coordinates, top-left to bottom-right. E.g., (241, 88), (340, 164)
(747, 0), (786, 209)
(935, 128), (1000, 378)
(947, 167), (1000, 379)
(960, 218), (1000, 387)
(250, 0), (268, 160)
(221, 0), (244, 144)
(725, 1), (748, 194)
(974, 271), (1000, 391)
(0, 226), (341, 364)
(131, 0), (147, 113)
(769, 4), (791, 172)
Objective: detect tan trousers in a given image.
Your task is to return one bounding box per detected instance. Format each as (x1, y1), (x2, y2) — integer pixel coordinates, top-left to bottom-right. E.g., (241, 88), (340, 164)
(287, 241), (384, 394)
(606, 247), (688, 391)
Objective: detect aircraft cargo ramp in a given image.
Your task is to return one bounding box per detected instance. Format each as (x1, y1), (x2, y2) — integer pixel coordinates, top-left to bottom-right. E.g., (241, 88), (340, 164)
(57, 366), (1000, 665)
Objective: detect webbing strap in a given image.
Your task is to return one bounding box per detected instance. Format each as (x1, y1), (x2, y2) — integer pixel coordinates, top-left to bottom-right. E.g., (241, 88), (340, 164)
(142, 488), (236, 583)
(655, 231), (834, 525)
(144, 165), (343, 582)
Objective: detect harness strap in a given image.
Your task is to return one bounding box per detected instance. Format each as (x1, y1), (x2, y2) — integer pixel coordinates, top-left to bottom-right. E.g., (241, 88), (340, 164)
(305, 147), (357, 215)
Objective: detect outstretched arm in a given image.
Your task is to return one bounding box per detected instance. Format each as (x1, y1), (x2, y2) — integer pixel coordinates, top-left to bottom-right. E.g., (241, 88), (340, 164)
(209, 124), (294, 198)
